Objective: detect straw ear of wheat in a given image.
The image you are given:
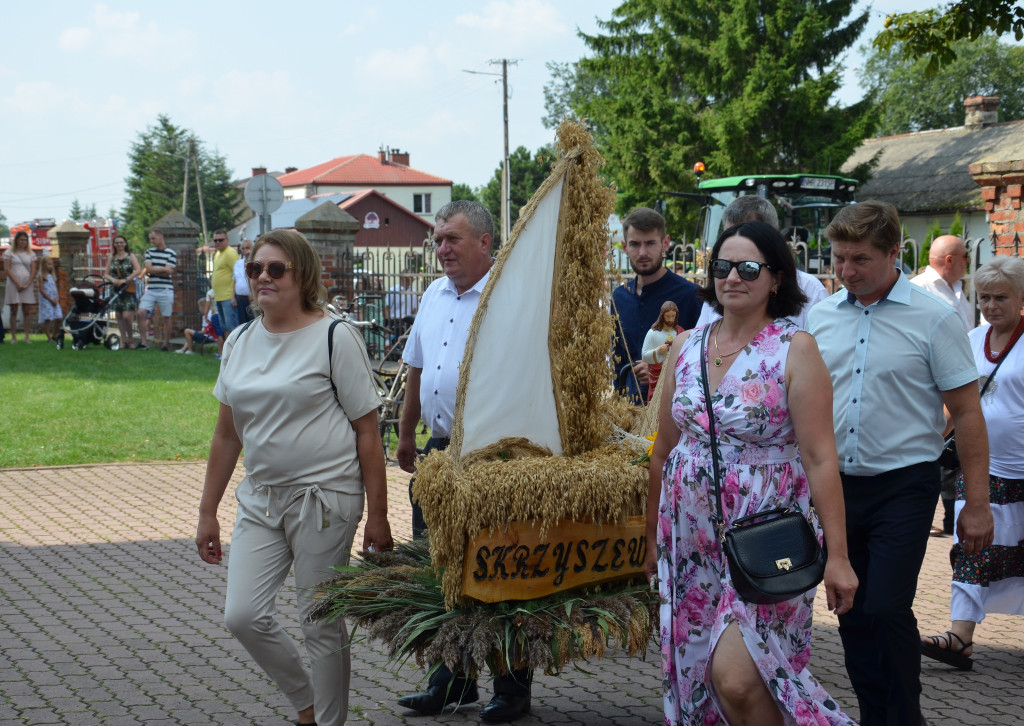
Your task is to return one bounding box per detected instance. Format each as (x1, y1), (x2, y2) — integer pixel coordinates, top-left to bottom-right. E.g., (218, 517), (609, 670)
(312, 543), (658, 675)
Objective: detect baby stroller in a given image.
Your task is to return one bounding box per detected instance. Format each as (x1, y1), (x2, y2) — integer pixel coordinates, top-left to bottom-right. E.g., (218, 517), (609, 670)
(56, 274), (127, 351)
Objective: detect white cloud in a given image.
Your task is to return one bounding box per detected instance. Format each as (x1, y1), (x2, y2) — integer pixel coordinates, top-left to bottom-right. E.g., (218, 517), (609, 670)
(58, 27), (92, 51)
(361, 45), (434, 81)
(57, 3), (197, 68)
(210, 70), (295, 120)
(455, 0), (567, 42)
(341, 6), (381, 37)
(2, 81), (82, 116)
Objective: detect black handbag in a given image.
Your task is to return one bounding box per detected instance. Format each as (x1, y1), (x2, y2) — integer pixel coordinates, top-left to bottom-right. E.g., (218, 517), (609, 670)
(699, 325), (827, 604)
(939, 349), (1009, 469)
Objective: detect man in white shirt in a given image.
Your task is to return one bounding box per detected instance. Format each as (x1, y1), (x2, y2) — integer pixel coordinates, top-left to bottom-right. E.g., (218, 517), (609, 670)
(912, 235), (973, 331)
(694, 195), (829, 330)
(396, 200), (532, 722)
(232, 239), (254, 325)
(384, 271), (418, 334)
(912, 235), (974, 536)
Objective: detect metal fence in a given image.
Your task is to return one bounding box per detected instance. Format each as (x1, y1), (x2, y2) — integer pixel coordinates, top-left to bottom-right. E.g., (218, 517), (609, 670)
(57, 231), (1011, 350)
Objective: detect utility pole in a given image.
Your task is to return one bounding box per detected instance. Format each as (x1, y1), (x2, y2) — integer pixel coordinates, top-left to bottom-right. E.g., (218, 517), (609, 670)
(495, 58), (511, 246)
(191, 137), (209, 246)
(463, 59), (517, 246)
(182, 148), (190, 213)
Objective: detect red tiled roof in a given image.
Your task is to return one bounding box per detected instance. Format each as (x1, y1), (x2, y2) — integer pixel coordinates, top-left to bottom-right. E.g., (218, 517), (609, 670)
(277, 154), (451, 187)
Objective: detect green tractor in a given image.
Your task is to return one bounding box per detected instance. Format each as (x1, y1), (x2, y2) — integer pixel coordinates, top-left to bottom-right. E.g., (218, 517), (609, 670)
(657, 166), (859, 274)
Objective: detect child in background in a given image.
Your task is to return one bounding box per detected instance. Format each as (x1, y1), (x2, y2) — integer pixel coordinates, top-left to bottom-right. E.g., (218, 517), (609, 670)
(38, 257), (63, 342)
(176, 295), (219, 355)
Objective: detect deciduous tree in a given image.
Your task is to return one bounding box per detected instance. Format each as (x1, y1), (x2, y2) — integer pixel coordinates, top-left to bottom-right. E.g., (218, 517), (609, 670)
(861, 33), (1024, 135)
(451, 183), (478, 203)
(121, 115), (242, 248)
(874, 0), (1024, 73)
(478, 145), (556, 245)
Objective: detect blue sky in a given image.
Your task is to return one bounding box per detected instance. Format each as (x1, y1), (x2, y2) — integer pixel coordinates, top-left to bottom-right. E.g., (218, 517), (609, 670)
(1, 0), (941, 225)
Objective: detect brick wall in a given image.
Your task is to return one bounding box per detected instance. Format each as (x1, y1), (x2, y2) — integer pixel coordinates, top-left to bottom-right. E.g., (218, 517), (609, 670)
(970, 159), (1024, 256)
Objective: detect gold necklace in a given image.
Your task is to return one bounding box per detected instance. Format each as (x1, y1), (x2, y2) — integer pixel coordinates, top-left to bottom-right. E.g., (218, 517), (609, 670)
(713, 320), (753, 367)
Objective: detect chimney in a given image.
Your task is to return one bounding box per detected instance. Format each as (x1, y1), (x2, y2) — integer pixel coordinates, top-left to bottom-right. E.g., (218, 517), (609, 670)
(390, 149), (410, 166)
(965, 95), (999, 128)
(378, 146), (388, 164)
(285, 166), (298, 174)
(251, 166), (267, 176)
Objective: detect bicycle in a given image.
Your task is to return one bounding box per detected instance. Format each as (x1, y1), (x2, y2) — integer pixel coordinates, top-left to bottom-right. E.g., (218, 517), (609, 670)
(328, 299), (413, 461)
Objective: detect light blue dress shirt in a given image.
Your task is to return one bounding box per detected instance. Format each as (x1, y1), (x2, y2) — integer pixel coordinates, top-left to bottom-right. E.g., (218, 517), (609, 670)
(808, 271), (978, 476)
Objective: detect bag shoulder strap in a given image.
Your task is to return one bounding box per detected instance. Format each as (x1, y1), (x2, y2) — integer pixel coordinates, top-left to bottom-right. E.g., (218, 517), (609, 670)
(328, 318), (343, 406)
(698, 324), (726, 540)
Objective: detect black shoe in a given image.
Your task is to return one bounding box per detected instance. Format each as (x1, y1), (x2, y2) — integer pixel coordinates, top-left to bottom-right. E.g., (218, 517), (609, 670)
(397, 681), (479, 715)
(480, 693), (531, 723)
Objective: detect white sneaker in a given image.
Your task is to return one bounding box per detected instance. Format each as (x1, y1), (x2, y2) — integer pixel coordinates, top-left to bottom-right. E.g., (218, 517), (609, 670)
(174, 349), (185, 354)
(184, 350), (195, 355)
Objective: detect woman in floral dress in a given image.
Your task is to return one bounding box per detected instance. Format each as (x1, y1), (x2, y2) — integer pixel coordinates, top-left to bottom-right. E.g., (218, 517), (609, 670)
(644, 221), (859, 725)
(103, 234), (141, 348)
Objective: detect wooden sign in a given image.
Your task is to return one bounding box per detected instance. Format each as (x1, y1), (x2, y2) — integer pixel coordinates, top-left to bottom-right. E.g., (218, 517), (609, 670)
(461, 516), (647, 603)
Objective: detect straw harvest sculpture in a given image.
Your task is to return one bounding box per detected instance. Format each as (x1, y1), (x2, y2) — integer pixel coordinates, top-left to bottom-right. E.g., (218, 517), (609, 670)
(312, 120), (658, 678)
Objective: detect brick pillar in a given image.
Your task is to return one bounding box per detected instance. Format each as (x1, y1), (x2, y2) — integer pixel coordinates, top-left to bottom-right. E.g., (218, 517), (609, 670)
(294, 202), (360, 302)
(970, 160), (1024, 257)
(151, 211), (202, 335)
(51, 220), (91, 314)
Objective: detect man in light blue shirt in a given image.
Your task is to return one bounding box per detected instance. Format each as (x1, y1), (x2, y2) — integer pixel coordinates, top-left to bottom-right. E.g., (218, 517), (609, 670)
(808, 200), (993, 726)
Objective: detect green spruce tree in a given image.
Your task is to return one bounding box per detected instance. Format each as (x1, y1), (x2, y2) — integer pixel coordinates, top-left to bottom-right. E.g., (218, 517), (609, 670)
(548, 0), (878, 237)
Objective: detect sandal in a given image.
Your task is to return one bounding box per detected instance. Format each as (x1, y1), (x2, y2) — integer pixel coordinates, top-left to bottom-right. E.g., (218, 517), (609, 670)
(921, 630), (973, 670)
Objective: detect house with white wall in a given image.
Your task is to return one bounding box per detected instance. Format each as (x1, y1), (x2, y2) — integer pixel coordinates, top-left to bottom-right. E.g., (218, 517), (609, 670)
(276, 147), (452, 224)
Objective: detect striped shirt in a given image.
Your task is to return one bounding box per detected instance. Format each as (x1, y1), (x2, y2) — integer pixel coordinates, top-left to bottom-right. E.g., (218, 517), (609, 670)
(144, 247), (177, 290)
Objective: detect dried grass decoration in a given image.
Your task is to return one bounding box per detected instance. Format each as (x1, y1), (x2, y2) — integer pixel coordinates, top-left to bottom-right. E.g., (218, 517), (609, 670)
(311, 540), (657, 677)
(313, 120), (657, 675)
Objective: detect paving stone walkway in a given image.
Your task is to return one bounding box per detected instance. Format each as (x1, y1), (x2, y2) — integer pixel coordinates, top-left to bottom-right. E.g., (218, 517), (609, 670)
(0, 462), (1020, 725)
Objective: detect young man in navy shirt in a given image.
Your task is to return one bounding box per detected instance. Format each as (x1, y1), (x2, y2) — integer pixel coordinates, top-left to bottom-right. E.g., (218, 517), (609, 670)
(612, 207), (700, 402)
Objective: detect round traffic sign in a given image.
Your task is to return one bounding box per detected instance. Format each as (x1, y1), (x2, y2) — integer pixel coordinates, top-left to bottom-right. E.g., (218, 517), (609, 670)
(244, 174), (285, 216)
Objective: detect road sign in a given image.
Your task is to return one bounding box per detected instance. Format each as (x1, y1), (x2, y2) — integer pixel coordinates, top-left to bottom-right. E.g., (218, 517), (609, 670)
(244, 174), (284, 216)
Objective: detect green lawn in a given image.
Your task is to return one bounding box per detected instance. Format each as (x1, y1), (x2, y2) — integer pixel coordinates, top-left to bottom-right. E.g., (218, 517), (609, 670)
(1, 333), (427, 468)
(1, 335), (223, 467)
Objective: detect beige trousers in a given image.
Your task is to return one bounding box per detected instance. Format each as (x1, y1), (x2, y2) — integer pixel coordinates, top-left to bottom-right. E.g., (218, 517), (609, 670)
(225, 478), (363, 726)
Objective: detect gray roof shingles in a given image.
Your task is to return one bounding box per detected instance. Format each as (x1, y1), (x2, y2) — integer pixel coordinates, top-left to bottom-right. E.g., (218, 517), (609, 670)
(840, 119), (1024, 213)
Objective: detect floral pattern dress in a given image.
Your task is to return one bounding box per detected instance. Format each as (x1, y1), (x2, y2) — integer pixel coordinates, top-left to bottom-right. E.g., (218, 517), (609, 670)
(38, 273), (62, 321)
(656, 319), (856, 725)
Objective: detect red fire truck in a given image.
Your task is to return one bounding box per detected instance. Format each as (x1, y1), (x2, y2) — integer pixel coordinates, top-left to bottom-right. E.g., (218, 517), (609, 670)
(8, 217), (118, 255)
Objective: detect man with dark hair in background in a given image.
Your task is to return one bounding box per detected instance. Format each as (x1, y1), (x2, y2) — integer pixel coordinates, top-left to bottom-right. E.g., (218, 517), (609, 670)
(611, 207), (700, 402)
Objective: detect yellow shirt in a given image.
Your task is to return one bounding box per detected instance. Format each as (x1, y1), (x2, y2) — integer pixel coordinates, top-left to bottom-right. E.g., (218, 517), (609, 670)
(212, 247), (239, 301)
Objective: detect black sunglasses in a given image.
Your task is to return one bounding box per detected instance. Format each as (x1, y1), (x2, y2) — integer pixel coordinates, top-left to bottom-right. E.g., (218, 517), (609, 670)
(709, 259), (773, 281)
(245, 260), (294, 279)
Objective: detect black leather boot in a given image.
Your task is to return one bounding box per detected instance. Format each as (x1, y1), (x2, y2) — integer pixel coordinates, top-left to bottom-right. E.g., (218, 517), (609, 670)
(480, 668), (532, 723)
(397, 663), (479, 715)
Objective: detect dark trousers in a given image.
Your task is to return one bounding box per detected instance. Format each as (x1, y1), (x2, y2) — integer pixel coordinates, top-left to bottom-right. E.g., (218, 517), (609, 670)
(235, 295), (252, 324)
(414, 436), (533, 697)
(410, 436), (449, 538)
(838, 461), (940, 726)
